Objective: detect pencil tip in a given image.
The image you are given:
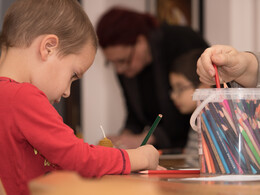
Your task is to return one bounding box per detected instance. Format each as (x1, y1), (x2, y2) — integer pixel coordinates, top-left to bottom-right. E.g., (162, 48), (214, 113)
(223, 82), (228, 88)
(138, 170), (148, 174)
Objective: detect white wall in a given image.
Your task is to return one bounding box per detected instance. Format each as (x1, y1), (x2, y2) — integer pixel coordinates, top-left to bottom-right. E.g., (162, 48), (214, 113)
(255, 0), (260, 51)
(204, 0), (260, 52)
(81, 0), (151, 144)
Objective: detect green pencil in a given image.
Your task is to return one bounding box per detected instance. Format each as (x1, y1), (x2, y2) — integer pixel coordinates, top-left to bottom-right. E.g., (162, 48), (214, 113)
(141, 114), (163, 146)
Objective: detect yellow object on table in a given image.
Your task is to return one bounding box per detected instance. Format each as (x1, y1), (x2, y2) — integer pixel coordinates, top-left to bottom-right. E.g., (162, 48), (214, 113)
(98, 137), (113, 147)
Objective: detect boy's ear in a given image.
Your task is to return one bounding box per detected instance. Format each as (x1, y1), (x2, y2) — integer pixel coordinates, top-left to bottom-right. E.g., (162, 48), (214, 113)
(39, 34), (59, 61)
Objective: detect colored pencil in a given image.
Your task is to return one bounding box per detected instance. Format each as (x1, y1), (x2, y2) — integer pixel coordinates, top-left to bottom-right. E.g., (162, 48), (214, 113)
(213, 64), (221, 88)
(202, 129), (220, 173)
(201, 119), (224, 173)
(202, 132), (215, 173)
(196, 94), (260, 174)
(202, 112), (230, 173)
(205, 106), (238, 173)
(238, 125), (260, 165)
(139, 169), (200, 174)
(140, 114), (163, 146)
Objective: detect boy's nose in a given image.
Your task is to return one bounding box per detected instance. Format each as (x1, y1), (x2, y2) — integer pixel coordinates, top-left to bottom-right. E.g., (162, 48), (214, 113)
(63, 87), (71, 98)
(170, 93), (177, 101)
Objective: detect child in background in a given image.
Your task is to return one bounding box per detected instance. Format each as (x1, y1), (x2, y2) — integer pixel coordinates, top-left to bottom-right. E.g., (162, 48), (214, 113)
(0, 0), (160, 194)
(169, 49), (211, 167)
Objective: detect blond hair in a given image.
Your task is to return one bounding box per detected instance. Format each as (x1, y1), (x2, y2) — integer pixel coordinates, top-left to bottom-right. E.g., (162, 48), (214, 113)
(0, 0), (97, 56)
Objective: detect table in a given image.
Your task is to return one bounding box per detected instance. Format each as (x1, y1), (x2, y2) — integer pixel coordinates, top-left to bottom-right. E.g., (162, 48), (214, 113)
(28, 155), (260, 195)
(29, 171), (260, 195)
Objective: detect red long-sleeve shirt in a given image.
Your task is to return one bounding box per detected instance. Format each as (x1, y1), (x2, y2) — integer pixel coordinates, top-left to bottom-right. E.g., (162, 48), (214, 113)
(0, 77), (131, 195)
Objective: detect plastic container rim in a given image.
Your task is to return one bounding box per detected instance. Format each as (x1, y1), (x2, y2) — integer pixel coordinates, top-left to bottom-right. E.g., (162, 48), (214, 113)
(192, 88), (260, 101)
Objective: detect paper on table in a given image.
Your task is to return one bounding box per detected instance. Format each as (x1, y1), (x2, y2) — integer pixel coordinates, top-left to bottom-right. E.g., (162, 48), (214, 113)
(180, 175), (260, 182)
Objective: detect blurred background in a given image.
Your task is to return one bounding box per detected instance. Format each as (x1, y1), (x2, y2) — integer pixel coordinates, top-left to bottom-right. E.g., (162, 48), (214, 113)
(1, 0), (260, 145)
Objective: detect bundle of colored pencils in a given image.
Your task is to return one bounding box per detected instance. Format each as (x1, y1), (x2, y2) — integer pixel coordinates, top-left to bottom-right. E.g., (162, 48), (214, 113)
(199, 99), (260, 174)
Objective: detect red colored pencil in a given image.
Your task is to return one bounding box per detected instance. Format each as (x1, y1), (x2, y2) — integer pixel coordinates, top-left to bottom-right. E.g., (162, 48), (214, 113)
(213, 64), (221, 88)
(139, 169), (200, 174)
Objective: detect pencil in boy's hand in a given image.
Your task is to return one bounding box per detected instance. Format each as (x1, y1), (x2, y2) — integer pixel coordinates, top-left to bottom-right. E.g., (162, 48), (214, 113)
(141, 114), (163, 146)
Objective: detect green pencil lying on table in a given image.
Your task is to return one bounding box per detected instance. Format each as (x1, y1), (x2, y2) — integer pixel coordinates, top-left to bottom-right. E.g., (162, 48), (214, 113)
(141, 114), (163, 146)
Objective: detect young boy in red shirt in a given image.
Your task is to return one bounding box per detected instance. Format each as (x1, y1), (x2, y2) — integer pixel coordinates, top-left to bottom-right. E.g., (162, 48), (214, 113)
(0, 0), (160, 194)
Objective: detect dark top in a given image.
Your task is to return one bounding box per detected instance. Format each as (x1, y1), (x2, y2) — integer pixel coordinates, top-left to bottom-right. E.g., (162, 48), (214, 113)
(118, 24), (209, 149)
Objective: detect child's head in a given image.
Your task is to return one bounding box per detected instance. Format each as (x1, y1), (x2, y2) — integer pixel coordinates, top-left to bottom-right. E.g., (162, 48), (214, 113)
(0, 0), (98, 104)
(169, 48), (210, 114)
(0, 0), (97, 56)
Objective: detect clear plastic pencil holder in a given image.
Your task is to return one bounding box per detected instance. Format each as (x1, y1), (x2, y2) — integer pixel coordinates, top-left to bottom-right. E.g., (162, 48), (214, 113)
(190, 88), (260, 175)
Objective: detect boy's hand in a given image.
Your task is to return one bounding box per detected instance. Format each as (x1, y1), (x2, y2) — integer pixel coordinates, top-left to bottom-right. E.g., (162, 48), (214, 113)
(126, 144), (159, 172)
(155, 165), (167, 170)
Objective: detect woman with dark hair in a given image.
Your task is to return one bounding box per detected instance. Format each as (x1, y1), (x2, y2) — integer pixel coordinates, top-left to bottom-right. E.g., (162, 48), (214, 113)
(96, 7), (209, 150)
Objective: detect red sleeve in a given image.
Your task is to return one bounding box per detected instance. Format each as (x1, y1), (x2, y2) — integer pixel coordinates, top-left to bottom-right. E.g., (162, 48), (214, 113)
(12, 84), (131, 177)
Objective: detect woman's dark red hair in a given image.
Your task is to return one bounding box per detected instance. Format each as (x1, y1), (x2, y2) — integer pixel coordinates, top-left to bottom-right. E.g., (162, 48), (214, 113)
(96, 7), (159, 48)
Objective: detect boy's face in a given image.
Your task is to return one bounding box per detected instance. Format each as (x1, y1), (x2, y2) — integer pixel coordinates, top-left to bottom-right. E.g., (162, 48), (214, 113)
(169, 73), (197, 114)
(33, 42), (96, 104)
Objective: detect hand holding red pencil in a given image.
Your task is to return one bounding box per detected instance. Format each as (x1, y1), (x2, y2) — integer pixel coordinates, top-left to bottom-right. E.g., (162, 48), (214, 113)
(197, 45), (259, 87)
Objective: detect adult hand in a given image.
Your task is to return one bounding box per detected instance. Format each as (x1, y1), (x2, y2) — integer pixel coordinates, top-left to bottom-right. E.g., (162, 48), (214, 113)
(197, 45), (258, 87)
